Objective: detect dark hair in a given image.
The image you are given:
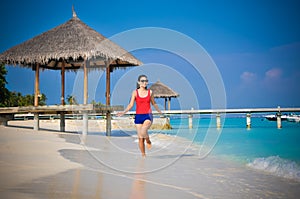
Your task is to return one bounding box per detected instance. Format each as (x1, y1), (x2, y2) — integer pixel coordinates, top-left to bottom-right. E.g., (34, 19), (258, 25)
(136, 74), (148, 89)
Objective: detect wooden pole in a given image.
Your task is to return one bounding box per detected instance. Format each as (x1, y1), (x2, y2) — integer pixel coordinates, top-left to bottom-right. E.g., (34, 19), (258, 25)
(168, 97), (171, 111)
(277, 106), (282, 129)
(216, 113), (221, 129)
(60, 61), (65, 132)
(164, 98), (167, 111)
(83, 60), (88, 105)
(34, 63), (40, 131)
(188, 108), (193, 129)
(188, 114), (193, 129)
(246, 113), (251, 129)
(105, 62), (111, 106)
(34, 63), (40, 107)
(105, 60), (111, 136)
(277, 112), (282, 129)
(82, 60), (88, 141)
(61, 62), (65, 105)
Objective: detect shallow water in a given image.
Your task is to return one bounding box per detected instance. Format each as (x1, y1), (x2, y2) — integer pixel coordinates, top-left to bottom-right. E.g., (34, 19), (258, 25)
(164, 116), (300, 182)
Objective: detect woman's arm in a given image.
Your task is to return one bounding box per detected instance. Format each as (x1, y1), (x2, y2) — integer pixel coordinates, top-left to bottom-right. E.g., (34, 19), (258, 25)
(150, 90), (162, 114)
(117, 90), (136, 116)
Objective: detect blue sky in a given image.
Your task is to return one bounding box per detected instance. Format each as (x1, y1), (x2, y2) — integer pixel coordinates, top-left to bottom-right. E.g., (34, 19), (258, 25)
(1, 0), (300, 109)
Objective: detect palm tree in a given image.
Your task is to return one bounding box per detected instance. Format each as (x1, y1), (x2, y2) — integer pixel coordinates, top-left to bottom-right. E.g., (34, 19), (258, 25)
(67, 95), (77, 105)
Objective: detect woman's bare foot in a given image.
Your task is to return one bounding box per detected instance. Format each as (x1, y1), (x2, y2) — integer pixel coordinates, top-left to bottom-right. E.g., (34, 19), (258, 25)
(146, 141), (152, 149)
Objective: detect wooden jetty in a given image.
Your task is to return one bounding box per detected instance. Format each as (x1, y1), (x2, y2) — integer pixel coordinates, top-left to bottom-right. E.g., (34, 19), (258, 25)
(0, 104), (123, 138)
(165, 107), (300, 129)
(124, 106), (300, 129)
(1, 106), (300, 136)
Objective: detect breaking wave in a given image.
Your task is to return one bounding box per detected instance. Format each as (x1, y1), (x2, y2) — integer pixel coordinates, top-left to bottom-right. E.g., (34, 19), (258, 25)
(247, 156), (300, 182)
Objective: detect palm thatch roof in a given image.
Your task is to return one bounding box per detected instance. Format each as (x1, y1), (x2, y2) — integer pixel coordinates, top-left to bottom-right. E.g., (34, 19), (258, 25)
(150, 81), (179, 98)
(0, 8), (142, 70)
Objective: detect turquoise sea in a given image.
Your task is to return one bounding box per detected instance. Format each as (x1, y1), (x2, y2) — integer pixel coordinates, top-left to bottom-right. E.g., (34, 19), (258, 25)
(156, 115), (300, 182)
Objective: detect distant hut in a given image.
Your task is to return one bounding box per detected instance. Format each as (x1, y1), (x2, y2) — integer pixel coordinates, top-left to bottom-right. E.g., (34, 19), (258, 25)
(150, 81), (179, 110)
(0, 7), (141, 134)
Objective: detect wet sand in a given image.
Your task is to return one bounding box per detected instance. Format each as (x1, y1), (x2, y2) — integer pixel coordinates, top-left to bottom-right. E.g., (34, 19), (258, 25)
(1, 121), (300, 199)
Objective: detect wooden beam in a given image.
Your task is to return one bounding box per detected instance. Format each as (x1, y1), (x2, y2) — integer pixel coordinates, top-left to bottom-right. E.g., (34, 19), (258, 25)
(105, 61), (111, 106)
(60, 61), (66, 132)
(105, 60), (111, 136)
(34, 63), (40, 131)
(83, 60), (88, 104)
(82, 59), (89, 139)
(34, 63), (40, 107)
(61, 61), (65, 105)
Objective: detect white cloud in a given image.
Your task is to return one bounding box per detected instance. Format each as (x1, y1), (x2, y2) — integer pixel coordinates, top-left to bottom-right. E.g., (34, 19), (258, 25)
(265, 68), (282, 79)
(240, 71), (257, 83)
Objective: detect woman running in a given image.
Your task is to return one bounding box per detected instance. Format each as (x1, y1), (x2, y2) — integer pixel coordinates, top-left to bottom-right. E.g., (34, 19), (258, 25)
(117, 75), (162, 157)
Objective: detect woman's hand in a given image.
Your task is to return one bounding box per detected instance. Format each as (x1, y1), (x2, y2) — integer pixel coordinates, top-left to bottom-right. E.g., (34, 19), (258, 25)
(116, 112), (125, 117)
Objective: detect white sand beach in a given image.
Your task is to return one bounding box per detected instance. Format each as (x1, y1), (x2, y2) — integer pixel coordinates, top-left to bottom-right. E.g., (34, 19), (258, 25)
(0, 125), (83, 198)
(1, 120), (300, 199)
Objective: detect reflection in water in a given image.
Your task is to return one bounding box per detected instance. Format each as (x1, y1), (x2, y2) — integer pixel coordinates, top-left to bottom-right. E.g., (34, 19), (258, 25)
(130, 159), (146, 199)
(95, 172), (103, 199)
(72, 168), (81, 199)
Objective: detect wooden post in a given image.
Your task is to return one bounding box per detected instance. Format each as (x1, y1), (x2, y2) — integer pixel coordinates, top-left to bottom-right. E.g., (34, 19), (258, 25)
(188, 114), (193, 129)
(83, 60), (88, 105)
(168, 97), (171, 111)
(82, 60), (88, 139)
(60, 61), (65, 132)
(60, 113), (65, 132)
(277, 106), (282, 129)
(82, 113), (88, 144)
(277, 112), (282, 129)
(34, 63), (40, 107)
(246, 113), (251, 129)
(34, 63), (40, 131)
(61, 61), (65, 105)
(216, 113), (221, 129)
(105, 61), (111, 106)
(164, 98), (167, 111)
(0, 114), (13, 126)
(105, 60), (111, 136)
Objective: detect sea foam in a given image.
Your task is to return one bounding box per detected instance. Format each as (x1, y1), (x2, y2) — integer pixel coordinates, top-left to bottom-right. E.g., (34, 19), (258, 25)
(247, 156), (300, 182)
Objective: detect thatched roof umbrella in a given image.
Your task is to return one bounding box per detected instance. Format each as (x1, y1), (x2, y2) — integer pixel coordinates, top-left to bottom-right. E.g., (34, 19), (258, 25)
(0, 7), (141, 134)
(150, 80), (179, 110)
(0, 7), (141, 105)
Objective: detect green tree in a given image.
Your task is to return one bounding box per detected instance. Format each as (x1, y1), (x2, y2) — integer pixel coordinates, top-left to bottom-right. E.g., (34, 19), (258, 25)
(91, 100), (104, 106)
(38, 93), (47, 106)
(0, 63), (10, 107)
(0, 63), (47, 107)
(67, 95), (77, 105)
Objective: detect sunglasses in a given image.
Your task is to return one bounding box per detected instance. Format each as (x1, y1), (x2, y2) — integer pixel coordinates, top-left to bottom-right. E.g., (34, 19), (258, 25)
(140, 80), (149, 83)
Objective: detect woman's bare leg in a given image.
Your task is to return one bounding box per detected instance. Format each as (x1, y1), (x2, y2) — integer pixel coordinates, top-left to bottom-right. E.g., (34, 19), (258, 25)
(136, 120), (152, 157)
(141, 120), (152, 149)
(136, 124), (146, 157)
(138, 138), (146, 157)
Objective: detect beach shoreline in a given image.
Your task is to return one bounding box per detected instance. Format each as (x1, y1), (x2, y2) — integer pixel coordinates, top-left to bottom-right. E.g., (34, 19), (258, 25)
(0, 125), (83, 198)
(1, 121), (300, 198)
(7, 117), (171, 132)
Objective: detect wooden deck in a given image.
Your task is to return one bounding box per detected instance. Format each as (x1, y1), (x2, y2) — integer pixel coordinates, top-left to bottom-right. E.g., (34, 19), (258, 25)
(1, 106), (300, 135)
(0, 104), (123, 138)
(159, 107), (300, 115)
(123, 107), (300, 129)
(0, 104), (123, 114)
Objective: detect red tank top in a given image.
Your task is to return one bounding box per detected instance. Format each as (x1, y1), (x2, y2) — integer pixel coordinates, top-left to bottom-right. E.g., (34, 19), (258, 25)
(135, 89), (152, 114)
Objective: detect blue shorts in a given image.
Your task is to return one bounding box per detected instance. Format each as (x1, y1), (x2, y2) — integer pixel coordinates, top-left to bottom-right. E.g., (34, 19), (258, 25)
(134, 114), (153, 124)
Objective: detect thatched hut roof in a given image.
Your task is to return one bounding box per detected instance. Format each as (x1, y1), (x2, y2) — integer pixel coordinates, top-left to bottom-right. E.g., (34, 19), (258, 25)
(150, 81), (179, 98)
(0, 9), (142, 70)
